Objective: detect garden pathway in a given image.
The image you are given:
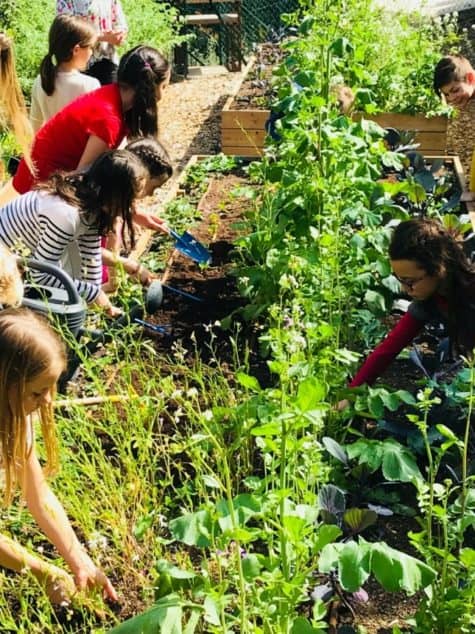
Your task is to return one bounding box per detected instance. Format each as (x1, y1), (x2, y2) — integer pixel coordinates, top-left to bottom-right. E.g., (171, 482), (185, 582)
(156, 65), (244, 191)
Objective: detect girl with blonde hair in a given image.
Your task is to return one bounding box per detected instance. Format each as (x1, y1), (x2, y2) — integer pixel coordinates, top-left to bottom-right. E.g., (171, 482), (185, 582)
(0, 308), (117, 603)
(0, 34), (34, 205)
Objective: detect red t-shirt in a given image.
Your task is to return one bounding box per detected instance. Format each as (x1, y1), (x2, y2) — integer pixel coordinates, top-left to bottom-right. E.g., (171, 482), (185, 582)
(14, 84), (127, 193)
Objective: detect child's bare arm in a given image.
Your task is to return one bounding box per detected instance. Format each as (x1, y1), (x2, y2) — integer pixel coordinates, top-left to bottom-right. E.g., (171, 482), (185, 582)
(76, 135), (110, 172)
(19, 449), (118, 600)
(0, 531), (76, 602)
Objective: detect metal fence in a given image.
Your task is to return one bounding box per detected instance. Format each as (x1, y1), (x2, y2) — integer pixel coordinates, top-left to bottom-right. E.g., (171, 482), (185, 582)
(174, 0), (300, 70)
(241, 0), (300, 47)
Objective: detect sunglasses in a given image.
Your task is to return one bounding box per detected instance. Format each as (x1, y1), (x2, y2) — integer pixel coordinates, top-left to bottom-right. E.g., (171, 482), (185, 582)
(393, 273), (428, 290)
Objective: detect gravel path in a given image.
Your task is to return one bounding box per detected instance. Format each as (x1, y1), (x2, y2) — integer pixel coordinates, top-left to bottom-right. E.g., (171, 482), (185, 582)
(447, 98), (475, 178)
(157, 65), (243, 175)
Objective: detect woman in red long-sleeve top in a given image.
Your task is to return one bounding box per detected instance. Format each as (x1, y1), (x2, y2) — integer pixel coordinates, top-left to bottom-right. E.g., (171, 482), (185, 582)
(347, 218), (475, 391)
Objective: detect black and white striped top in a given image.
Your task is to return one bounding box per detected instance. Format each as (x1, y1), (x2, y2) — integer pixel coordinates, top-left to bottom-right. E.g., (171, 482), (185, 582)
(0, 191), (102, 303)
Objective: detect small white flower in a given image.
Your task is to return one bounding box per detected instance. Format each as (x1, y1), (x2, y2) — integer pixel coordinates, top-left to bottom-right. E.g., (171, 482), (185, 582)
(203, 409), (213, 421)
(87, 532), (108, 551)
(186, 387), (198, 398)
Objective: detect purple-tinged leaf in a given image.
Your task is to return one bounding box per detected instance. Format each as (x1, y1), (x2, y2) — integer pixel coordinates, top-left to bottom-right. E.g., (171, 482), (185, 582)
(351, 588), (369, 603)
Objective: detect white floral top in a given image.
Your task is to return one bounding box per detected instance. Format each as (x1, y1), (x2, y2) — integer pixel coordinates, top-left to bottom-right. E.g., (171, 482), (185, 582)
(56, 0), (127, 62)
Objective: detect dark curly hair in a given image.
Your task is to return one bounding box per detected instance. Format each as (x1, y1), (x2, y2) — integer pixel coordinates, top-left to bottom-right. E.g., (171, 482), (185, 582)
(389, 218), (475, 354)
(40, 150), (148, 249)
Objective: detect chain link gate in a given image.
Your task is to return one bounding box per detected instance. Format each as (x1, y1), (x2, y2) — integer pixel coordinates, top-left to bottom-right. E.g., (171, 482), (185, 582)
(171, 0), (300, 73)
(241, 0), (299, 48)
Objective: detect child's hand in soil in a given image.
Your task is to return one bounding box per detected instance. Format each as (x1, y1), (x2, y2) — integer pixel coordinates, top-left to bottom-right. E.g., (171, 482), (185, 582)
(44, 565), (76, 604)
(95, 290), (122, 317)
(70, 552), (118, 602)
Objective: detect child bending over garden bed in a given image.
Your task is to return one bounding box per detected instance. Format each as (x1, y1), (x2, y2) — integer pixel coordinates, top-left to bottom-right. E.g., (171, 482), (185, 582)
(340, 218), (475, 406)
(0, 150), (148, 316)
(0, 308), (117, 604)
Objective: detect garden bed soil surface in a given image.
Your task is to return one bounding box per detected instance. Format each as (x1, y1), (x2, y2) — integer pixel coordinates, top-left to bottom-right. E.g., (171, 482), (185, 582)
(132, 172), (424, 634)
(46, 168), (263, 632)
(136, 172), (428, 634)
(229, 43), (284, 111)
(144, 169), (269, 382)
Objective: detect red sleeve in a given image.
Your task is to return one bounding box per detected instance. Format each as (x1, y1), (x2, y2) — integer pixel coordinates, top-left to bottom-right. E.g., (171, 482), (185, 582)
(349, 311), (425, 387)
(12, 158), (34, 194)
(85, 115), (123, 148)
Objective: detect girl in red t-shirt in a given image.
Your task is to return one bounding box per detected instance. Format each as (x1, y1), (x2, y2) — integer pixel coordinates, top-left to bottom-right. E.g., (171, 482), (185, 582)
(343, 218), (475, 398)
(12, 44), (170, 198)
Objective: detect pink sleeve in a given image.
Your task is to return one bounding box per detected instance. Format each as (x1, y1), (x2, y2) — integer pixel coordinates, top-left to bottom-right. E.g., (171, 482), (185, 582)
(349, 311), (425, 387)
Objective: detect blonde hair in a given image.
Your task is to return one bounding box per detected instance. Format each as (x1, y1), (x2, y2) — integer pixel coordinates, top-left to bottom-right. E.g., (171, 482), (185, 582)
(0, 245), (23, 306)
(0, 309), (66, 504)
(0, 34), (34, 174)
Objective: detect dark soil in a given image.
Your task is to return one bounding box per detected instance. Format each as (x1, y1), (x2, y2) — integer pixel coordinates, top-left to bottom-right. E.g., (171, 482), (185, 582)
(144, 170), (272, 386)
(231, 42), (285, 111)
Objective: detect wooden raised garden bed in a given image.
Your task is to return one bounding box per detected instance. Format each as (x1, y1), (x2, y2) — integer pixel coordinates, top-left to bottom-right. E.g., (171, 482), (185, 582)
(221, 58), (448, 157)
(357, 112), (448, 156)
(221, 77), (269, 157)
(221, 99), (268, 157)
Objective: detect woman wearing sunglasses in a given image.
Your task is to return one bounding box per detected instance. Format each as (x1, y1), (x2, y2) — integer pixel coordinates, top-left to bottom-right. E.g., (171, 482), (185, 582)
(344, 217), (475, 393)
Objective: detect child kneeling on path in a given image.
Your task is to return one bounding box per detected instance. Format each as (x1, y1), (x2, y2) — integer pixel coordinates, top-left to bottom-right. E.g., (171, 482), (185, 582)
(0, 308), (117, 604)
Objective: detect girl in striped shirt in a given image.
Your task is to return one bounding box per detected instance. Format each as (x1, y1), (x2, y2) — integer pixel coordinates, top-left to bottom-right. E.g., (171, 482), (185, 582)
(0, 149), (147, 316)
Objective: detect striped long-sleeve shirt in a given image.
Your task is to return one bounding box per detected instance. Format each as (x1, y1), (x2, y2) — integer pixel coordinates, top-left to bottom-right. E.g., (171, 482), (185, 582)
(0, 191), (102, 303)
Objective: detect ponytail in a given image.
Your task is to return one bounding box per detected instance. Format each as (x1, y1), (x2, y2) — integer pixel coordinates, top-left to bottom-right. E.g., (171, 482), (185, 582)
(40, 53), (57, 96)
(40, 15), (97, 96)
(118, 46), (170, 137)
